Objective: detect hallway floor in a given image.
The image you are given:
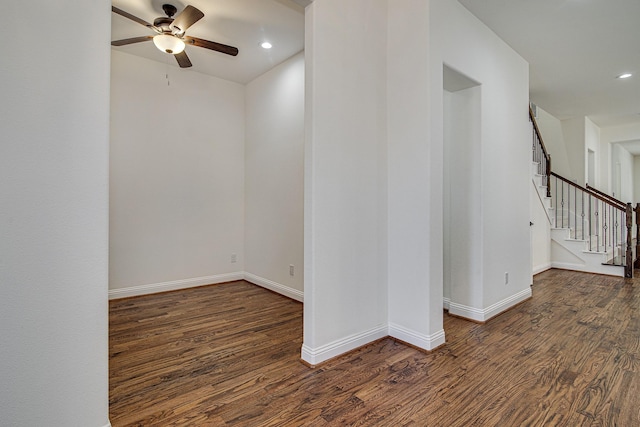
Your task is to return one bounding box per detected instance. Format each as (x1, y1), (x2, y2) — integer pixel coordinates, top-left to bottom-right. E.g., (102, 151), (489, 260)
(109, 269), (640, 426)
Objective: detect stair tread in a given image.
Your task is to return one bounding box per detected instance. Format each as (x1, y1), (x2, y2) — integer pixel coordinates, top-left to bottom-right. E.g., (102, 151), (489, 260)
(602, 260), (625, 267)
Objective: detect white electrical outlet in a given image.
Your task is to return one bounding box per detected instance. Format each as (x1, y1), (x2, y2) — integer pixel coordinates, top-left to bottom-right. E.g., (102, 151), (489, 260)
(289, 265), (294, 276)
(505, 272), (509, 285)
(231, 253), (237, 263)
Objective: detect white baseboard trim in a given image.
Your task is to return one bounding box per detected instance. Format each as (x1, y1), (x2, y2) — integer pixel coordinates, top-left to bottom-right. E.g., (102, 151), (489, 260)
(449, 302), (485, 322)
(533, 262), (552, 275)
(243, 272), (304, 302)
(449, 287), (532, 322)
(389, 323), (445, 351)
(108, 272), (244, 300)
(301, 325), (388, 366)
(443, 297), (451, 311)
(550, 261), (585, 270)
(551, 261), (624, 277)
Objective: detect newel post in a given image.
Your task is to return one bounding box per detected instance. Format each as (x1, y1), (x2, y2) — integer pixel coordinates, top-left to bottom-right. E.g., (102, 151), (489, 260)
(635, 203), (640, 269)
(626, 203), (633, 278)
(546, 155), (552, 198)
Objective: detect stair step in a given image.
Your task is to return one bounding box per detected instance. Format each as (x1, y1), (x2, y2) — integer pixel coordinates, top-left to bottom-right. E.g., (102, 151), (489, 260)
(602, 259), (625, 267)
(565, 238), (587, 243)
(582, 248), (609, 254)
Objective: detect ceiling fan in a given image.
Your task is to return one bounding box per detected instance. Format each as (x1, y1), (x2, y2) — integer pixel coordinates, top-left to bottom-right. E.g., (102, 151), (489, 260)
(111, 3), (239, 68)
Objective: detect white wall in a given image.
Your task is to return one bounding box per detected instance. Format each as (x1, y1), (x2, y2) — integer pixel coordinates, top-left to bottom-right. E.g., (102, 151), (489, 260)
(430, 0), (531, 320)
(585, 117), (601, 187)
(536, 108), (611, 193)
(387, 0), (444, 351)
(245, 52), (305, 300)
(561, 117), (587, 185)
(303, 0), (389, 364)
(531, 181), (551, 275)
(601, 123), (640, 144)
(528, 111), (552, 276)
(634, 157), (640, 204)
(0, 1), (110, 426)
(443, 84), (482, 311)
(443, 90), (453, 307)
(535, 107), (573, 180)
(110, 51), (245, 296)
(303, 0), (532, 364)
(601, 123), (640, 199)
(611, 143), (634, 202)
(600, 137), (612, 194)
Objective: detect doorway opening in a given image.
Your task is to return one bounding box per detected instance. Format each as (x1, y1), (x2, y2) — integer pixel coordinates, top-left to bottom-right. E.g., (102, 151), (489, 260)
(443, 64), (481, 325)
(587, 148), (595, 186)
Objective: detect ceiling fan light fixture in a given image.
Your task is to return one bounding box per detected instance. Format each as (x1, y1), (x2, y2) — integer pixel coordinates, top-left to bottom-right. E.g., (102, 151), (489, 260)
(153, 34), (185, 54)
(111, 5), (238, 68)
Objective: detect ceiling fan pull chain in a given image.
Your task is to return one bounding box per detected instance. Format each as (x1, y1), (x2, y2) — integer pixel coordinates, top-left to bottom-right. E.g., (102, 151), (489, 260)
(166, 57), (170, 86)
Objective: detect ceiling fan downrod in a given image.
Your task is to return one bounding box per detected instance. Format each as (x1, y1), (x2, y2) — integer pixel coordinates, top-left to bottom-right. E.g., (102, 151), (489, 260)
(162, 4), (178, 18)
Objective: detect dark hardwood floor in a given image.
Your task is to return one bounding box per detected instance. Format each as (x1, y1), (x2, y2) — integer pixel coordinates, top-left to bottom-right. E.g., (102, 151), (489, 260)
(109, 269), (640, 426)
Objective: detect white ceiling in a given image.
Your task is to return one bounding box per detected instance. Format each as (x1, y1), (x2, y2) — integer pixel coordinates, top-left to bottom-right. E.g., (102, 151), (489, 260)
(110, 0), (306, 84)
(112, 1), (640, 129)
(617, 139), (640, 155)
(458, 0), (640, 128)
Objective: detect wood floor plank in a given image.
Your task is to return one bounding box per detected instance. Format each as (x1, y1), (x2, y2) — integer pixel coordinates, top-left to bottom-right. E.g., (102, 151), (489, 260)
(110, 271), (640, 426)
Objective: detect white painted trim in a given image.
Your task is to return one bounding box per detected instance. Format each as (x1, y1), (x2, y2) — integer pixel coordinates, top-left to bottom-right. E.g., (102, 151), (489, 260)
(449, 287), (532, 322)
(449, 302), (485, 322)
(531, 177), (553, 224)
(244, 272), (304, 302)
(550, 261), (584, 271)
(301, 325), (388, 366)
(550, 261), (624, 277)
(108, 273), (244, 299)
(389, 323), (445, 351)
(109, 271), (305, 301)
(483, 288), (532, 320)
(533, 262), (552, 275)
(443, 297), (451, 310)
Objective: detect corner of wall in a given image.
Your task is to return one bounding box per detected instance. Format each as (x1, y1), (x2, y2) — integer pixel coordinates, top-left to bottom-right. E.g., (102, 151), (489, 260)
(300, 325), (388, 366)
(449, 287), (532, 322)
(388, 323), (445, 351)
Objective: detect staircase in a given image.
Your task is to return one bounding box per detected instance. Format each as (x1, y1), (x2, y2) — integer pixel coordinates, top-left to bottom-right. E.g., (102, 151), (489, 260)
(530, 108), (635, 278)
(531, 164), (625, 276)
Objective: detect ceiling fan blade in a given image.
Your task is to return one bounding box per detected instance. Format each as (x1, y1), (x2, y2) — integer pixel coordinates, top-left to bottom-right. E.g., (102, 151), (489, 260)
(171, 5), (204, 34)
(185, 36), (239, 56)
(174, 51), (193, 68)
(112, 6), (155, 30)
(111, 36), (153, 46)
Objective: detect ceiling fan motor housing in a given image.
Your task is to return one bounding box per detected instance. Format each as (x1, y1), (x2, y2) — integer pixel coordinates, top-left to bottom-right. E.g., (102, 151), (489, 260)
(153, 16), (174, 32)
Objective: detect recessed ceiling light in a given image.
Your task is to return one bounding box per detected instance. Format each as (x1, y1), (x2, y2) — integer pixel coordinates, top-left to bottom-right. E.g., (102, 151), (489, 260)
(261, 42), (272, 49)
(617, 73), (633, 79)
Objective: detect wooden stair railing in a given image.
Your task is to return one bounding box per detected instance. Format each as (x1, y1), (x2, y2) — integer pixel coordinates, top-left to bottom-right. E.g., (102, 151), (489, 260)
(530, 107), (551, 198)
(585, 183), (626, 210)
(585, 184), (635, 274)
